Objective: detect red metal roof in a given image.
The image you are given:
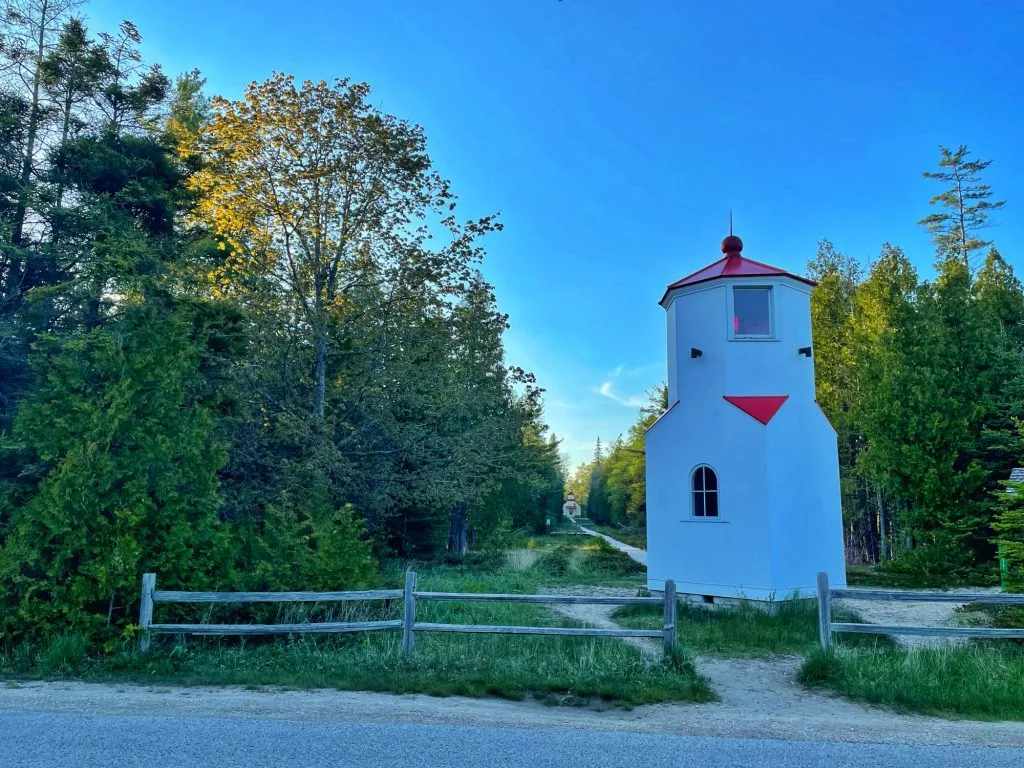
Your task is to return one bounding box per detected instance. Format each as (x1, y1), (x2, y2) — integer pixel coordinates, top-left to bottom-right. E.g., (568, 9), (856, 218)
(659, 236), (816, 306)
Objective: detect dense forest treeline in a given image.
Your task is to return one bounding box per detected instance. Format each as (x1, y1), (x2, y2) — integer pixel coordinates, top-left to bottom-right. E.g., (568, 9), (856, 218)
(0, 1), (564, 642)
(577, 146), (1024, 588)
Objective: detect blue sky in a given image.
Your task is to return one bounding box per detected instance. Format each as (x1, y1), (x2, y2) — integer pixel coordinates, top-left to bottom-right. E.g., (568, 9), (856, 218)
(86, 0), (1024, 468)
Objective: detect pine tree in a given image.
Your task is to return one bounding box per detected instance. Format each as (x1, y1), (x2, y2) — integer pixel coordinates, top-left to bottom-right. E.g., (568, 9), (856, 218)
(587, 437), (610, 523)
(919, 145), (1006, 271)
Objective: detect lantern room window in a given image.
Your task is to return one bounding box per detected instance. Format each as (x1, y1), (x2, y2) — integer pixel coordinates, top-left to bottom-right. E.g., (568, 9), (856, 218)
(731, 286), (773, 338)
(692, 465), (719, 518)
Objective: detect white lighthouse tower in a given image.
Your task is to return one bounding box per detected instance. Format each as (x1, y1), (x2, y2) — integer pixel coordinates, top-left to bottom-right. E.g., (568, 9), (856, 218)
(645, 234), (846, 601)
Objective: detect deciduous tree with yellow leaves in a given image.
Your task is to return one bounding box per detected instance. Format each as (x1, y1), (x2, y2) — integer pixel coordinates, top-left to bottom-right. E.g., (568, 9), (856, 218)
(188, 73), (498, 418)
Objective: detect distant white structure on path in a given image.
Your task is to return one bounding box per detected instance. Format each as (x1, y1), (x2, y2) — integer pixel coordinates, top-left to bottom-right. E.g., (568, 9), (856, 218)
(645, 234), (847, 601)
(562, 492), (581, 520)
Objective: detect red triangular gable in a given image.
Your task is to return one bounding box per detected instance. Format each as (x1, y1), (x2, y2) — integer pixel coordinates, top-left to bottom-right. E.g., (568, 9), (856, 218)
(723, 395), (789, 425)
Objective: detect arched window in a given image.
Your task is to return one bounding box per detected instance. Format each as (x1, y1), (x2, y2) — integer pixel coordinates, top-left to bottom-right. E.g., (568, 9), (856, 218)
(692, 465), (719, 518)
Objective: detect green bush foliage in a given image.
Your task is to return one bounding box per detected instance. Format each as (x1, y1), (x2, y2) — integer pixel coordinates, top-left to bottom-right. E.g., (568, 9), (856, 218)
(0, 10), (563, 644)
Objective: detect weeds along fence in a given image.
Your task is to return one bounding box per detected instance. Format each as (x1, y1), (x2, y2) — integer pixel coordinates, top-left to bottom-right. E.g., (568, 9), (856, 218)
(815, 571), (1024, 647)
(138, 572), (678, 656)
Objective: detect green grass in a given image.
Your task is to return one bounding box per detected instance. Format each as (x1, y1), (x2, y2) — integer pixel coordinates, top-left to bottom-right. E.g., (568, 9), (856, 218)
(588, 525), (647, 550)
(0, 553), (707, 708)
(60, 633), (711, 708)
(846, 563), (1000, 590)
(508, 535), (646, 587)
(612, 599), (894, 657)
(799, 644), (1024, 720)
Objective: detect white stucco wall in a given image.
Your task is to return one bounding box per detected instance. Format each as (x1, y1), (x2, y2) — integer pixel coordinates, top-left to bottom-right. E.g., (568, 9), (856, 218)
(765, 401), (848, 595)
(646, 393), (775, 600)
(647, 273), (847, 601)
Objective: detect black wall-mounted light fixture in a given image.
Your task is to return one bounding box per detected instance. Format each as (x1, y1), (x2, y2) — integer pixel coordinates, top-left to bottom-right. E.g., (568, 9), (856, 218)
(690, 347), (703, 358)
(798, 346), (812, 358)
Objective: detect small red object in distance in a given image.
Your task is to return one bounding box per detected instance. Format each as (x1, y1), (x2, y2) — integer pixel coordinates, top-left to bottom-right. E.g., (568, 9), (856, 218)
(723, 395), (789, 425)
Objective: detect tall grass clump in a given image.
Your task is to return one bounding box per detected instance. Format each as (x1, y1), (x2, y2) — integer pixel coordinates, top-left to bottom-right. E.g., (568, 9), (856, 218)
(799, 644), (1024, 720)
(0, 552), (711, 708)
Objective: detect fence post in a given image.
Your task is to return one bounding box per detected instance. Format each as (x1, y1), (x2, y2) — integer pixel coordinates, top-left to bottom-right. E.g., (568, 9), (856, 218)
(816, 571), (832, 648)
(662, 579), (677, 653)
(403, 570), (417, 658)
(139, 573), (156, 653)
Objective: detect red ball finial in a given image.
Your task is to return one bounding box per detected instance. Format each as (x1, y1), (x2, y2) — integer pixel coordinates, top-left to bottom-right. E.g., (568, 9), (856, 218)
(721, 234), (743, 256)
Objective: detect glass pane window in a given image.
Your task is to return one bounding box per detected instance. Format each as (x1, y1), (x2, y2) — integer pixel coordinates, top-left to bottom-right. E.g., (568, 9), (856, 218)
(733, 287), (772, 337)
(692, 466), (719, 518)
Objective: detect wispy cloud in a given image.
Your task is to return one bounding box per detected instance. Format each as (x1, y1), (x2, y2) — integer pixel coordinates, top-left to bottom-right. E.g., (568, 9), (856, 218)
(596, 381), (647, 408)
(595, 360), (661, 408)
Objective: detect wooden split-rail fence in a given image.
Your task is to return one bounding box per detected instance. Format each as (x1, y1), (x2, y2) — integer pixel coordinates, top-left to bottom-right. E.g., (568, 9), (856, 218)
(138, 572), (678, 656)
(815, 571), (1024, 647)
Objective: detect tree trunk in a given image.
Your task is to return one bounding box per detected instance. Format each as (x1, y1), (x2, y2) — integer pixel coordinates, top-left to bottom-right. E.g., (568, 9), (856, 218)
(10, 0), (49, 251)
(877, 487), (889, 561)
(447, 503), (468, 556)
(313, 330), (327, 419)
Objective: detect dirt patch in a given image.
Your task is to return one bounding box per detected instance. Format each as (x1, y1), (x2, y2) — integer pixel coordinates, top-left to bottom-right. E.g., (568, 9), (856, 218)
(4, 660), (1022, 747)
(538, 584), (1024, 746)
(836, 587), (1003, 648)
(540, 585), (660, 658)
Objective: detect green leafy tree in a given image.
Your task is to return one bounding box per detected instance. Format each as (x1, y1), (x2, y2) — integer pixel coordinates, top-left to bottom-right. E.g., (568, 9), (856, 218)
(849, 244), (932, 561)
(601, 385), (666, 526)
(807, 239), (885, 559)
(188, 73), (497, 420)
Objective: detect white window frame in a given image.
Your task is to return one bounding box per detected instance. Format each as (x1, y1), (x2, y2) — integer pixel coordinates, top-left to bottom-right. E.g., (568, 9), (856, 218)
(691, 464), (720, 519)
(727, 283), (776, 341)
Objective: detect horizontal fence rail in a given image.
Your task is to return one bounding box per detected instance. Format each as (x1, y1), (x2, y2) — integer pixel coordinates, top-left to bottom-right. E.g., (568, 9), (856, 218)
(415, 592), (662, 606)
(816, 571), (1024, 647)
(411, 624), (664, 638)
(138, 572), (678, 656)
(829, 588), (1024, 605)
(152, 589), (404, 603)
(148, 621), (402, 636)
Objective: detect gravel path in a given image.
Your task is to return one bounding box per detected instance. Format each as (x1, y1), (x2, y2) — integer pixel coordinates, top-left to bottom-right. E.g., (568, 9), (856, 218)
(2, 674), (1022, 748)
(538, 585), (1024, 747)
(577, 526), (647, 565)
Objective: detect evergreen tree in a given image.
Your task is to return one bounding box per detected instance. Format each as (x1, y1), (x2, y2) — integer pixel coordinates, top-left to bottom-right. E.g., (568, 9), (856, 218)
(919, 145), (1005, 271)
(994, 477), (1024, 592)
(587, 437), (610, 523)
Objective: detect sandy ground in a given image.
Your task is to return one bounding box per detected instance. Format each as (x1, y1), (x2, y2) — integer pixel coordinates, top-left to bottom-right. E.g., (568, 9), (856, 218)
(3, 660), (1022, 748)
(537, 586), (1024, 747)
(836, 587), (1003, 647)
